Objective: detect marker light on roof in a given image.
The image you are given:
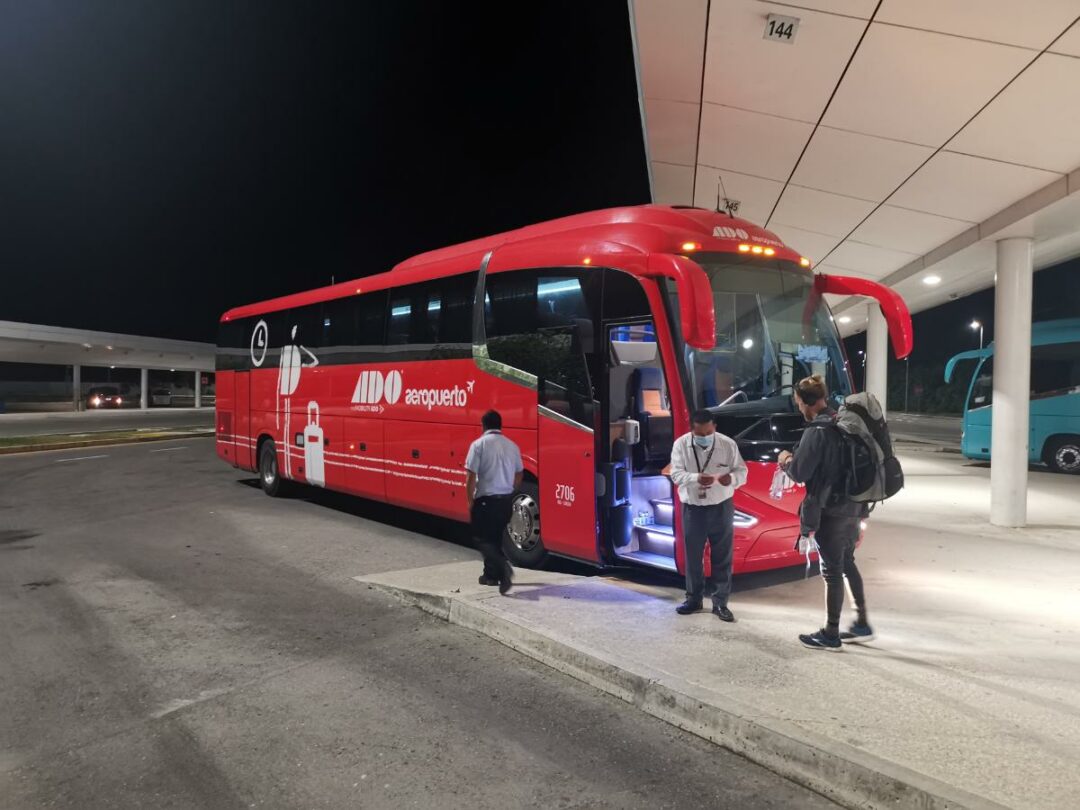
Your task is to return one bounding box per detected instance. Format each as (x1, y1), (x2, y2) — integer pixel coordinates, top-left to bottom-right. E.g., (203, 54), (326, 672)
(738, 244), (751, 252)
(751, 246), (764, 254)
(800, 257), (811, 267)
(680, 242), (701, 252)
(583, 257), (592, 265)
(763, 247), (775, 256)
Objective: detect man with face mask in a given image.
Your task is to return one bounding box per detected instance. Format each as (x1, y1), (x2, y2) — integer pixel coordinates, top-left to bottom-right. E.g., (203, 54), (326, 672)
(668, 409), (748, 620)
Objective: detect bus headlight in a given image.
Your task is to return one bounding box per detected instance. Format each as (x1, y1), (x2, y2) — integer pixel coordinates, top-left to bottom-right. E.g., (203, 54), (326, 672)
(734, 509), (759, 529)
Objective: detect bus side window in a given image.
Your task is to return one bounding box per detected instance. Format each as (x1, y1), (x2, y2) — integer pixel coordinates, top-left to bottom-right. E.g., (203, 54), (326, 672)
(217, 319), (249, 371)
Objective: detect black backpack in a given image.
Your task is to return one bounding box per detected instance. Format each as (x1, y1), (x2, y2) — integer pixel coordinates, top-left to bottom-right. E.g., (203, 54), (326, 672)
(832, 393), (904, 504)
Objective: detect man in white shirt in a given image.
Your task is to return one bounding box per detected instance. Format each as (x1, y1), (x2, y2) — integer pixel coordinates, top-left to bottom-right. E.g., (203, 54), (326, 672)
(465, 410), (523, 595)
(668, 409), (748, 621)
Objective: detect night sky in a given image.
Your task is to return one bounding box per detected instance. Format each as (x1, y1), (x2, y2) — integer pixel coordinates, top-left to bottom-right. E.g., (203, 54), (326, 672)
(0, 1), (649, 342)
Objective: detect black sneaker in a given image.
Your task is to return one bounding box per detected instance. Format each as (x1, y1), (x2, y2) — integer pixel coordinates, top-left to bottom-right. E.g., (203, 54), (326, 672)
(675, 600), (703, 615)
(712, 605), (735, 622)
(839, 622), (875, 644)
(799, 629), (842, 651)
(498, 561), (514, 595)
(478, 575), (500, 586)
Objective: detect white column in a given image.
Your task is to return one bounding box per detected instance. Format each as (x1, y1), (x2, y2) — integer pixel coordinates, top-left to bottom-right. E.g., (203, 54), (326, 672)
(72, 364), (81, 411)
(140, 368), (149, 410)
(865, 303), (888, 418)
(990, 237), (1034, 528)
(194, 371), (202, 408)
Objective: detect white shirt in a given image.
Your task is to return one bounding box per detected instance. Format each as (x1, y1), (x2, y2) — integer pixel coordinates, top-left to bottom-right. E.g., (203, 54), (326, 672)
(668, 432), (748, 506)
(465, 430), (523, 497)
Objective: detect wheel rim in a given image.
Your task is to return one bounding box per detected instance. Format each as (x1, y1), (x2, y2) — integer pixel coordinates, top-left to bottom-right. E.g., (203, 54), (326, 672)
(1054, 444), (1080, 472)
(507, 492), (540, 552)
(262, 446), (277, 485)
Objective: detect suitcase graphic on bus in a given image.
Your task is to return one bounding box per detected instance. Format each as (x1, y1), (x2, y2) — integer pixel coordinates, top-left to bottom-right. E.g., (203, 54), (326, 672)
(304, 401), (325, 487)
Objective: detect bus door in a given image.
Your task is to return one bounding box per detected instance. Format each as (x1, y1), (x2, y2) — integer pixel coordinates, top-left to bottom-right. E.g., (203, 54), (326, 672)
(234, 371), (253, 469)
(536, 323), (600, 563)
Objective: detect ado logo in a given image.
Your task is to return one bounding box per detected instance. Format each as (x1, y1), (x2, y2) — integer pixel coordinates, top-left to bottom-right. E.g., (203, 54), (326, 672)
(352, 370), (403, 407)
(555, 483), (575, 507)
(712, 225), (750, 240)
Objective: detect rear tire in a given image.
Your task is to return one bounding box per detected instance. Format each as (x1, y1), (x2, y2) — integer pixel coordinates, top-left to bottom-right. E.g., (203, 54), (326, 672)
(259, 439), (285, 496)
(503, 482), (547, 568)
(1045, 435), (1080, 474)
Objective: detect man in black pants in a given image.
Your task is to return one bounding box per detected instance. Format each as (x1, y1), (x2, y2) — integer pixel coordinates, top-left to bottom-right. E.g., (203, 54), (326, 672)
(779, 375), (873, 651)
(465, 410), (523, 595)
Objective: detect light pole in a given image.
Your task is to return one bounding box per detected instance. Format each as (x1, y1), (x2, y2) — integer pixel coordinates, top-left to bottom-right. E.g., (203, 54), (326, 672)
(970, 320), (984, 350)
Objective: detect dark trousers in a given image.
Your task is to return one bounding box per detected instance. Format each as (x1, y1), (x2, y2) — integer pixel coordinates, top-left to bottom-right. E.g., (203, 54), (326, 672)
(816, 515), (867, 631)
(471, 496), (513, 579)
(682, 500), (734, 607)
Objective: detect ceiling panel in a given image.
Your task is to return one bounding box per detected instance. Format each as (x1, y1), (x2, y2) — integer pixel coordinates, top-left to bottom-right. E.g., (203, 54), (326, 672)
(782, 1), (877, 16)
(822, 240), (919, 278)
(822, 23), (1033, 146)
(697, 104), (813, 182)
(643, 98), (699, 166)
(691, 165), (782, 224)
(651, 162), (695, 205)
(633, 0), (708, 103)
(770, 185), (877, 237)
(791, 126), (934, 200)
(767, 223), (843, 262)
(850, 205), (973, 254)
(1049, 17), (1080, 57)
(947, 54), (1080, 173)
(702, 1), (866, 123)
(876, 0), (1080, 50)
(889, 151), (1061, 221)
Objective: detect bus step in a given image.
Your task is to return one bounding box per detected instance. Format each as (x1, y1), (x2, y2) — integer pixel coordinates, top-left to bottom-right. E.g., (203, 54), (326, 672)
(635, 522), (674, 556)
(650, 497), (674, 526)
(614, 549), (678, 572)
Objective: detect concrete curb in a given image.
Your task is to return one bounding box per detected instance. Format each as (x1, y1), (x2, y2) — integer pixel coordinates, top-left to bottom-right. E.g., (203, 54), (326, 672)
(362, 579), (1010, 810)
(0, 430), (214, 455)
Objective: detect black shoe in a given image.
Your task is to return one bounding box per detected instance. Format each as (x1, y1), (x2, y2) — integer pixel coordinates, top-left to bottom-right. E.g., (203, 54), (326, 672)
(798, 629), (842, 651)
(675, 600), (703, 615)
(712, 605), (735, 622)
(498, 561), (514, 595)
(478, 575), (500, 586)
(839, 622), (875, 644)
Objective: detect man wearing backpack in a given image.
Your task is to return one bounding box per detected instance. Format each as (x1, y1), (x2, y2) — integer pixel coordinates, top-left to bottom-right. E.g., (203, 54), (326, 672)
(778, 375), (874, 651)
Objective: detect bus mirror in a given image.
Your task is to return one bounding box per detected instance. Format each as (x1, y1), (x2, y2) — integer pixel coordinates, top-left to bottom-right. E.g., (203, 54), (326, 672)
(814, 274), (914, 359)
(623, 419), (641, 446)
(643, 254), (716, 350)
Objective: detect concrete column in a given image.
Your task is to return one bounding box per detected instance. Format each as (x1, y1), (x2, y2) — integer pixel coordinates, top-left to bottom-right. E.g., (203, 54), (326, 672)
(72, 364), (81, 412)
(865, 303), (888, 418)
(140, 368), (149, 410)
(990, 237), (1034, 528)
(194, 371), (202, 408)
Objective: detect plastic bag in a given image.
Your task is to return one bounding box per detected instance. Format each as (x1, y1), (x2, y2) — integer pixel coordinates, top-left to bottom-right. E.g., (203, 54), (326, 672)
(769, 465), (796, 500)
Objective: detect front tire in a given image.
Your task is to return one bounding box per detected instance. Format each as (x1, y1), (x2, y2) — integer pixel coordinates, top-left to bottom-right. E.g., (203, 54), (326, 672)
(503, 482), (546, 568)
(259, 439), (285, 496)
(1045, 436), (1080, 474)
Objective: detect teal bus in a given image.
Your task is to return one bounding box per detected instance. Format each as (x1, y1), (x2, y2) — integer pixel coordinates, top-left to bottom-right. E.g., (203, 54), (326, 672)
(945, 318), (1080, 474)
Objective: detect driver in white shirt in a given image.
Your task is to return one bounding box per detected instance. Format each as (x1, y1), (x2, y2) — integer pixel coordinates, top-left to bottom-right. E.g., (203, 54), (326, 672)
(668, 409), (748, 621)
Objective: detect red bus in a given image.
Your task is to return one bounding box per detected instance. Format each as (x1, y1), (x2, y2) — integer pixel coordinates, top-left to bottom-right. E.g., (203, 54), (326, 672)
(216, 205), (912, 574)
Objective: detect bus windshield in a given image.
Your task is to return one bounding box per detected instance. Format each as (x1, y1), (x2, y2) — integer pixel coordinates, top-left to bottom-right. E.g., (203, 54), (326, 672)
(672, 254), (852, 416)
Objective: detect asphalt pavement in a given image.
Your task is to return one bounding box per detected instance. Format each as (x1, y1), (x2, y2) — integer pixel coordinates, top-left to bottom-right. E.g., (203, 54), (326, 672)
(0, 438), (836, 809)
(0, 408), (214, 438)
(887, 411), (962, 447)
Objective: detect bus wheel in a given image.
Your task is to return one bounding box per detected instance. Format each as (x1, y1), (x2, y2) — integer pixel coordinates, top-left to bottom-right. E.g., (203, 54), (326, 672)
(1046, 436), (1080, 474)
(503, 483), (546, 568)
(259, 439), (285, 496)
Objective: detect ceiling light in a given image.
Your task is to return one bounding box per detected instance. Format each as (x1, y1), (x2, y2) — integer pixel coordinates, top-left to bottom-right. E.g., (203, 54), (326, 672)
(742, 338), (754, 349)
(838, 316), (852, 324)
(922, 275), (941, 286)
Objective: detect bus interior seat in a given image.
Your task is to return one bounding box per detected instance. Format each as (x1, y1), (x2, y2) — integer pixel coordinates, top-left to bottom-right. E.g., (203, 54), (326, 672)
(631, 367), (673, 469)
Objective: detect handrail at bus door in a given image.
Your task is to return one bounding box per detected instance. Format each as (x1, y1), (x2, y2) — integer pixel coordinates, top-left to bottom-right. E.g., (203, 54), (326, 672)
(814, 274), (914, 359)
(639, 254), (716, 350)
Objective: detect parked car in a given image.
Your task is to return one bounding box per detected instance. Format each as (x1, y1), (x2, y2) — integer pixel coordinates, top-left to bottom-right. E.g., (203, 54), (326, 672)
(87, 386), (123, 409)
(151, 388), (173, 406)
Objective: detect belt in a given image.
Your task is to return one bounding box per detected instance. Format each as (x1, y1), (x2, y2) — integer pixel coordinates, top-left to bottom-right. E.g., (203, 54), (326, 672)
(478, 494), (513, 501)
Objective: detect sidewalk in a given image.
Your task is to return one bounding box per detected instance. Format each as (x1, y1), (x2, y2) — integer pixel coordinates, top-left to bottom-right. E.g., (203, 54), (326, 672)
(354, 450), (1080, 810)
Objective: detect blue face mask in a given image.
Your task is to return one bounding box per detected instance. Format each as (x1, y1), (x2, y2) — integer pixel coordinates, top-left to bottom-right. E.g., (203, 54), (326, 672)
(693, 434), (713, 449)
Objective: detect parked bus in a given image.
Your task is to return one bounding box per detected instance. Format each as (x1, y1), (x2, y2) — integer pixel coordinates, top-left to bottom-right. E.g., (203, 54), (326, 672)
(944, 318), (1080, 473)
(216, 205), (913, 574)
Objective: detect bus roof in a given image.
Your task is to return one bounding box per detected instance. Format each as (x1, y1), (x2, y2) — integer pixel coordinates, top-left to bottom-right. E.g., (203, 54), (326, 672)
(943, 318), (1080, 382)
(221, 204), (806, 322)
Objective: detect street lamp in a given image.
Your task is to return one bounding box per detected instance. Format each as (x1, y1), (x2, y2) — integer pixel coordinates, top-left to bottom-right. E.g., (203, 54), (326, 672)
(970, 320), (983, 350)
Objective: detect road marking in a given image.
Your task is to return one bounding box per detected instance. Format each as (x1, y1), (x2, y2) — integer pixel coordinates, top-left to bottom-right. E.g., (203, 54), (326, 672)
(54, 454), (108, 463)
(150, 446), (189, 453)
